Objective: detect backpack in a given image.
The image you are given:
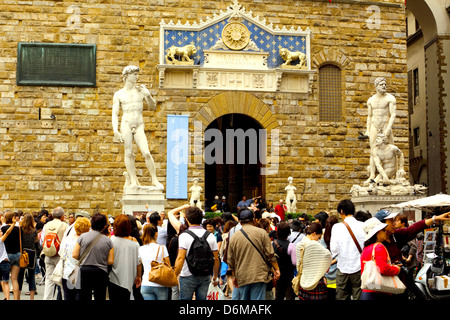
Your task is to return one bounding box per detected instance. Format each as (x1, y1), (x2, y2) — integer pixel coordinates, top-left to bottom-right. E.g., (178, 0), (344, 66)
(42, 222), (62, 257)
(184, 230), (215, 276)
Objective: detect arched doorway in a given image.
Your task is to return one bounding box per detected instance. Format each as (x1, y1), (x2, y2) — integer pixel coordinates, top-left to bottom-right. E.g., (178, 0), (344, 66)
(204, 113), (265, 212)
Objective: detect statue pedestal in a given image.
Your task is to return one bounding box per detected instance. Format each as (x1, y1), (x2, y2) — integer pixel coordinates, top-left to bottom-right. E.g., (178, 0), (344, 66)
(121, 187), (165, 216)
(351, 194), (426, 221)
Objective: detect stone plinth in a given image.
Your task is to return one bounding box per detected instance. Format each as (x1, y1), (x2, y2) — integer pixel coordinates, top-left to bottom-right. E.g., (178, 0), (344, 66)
(352, 194), (426, 221)
(121, 188), (165, 216)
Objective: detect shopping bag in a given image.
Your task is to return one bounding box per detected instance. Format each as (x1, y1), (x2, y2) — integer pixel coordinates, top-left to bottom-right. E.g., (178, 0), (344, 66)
(206, 282), (225, 300)
(52, 259), (63, 286)
(361, 244), (406, 295)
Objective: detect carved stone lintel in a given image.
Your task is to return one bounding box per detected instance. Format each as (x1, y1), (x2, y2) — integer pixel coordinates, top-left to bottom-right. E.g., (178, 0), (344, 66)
(166, 60), (194, 66)
(280, 64), (308, 70)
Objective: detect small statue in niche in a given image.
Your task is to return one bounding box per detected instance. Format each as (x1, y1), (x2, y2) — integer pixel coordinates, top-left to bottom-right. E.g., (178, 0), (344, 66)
(189, 178), (203, 209)
(285, 176), (297, 213)
(165, 44), (197, 65)
(279, 48), (307, 69)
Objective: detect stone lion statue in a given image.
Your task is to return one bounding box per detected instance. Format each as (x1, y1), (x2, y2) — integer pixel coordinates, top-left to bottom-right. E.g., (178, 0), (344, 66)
(280, 48), (307, 68)
(165, 44), (197, 64)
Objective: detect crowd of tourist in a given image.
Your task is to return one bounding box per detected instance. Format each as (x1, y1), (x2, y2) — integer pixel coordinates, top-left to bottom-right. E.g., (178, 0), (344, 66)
(0, 197), (449, 301)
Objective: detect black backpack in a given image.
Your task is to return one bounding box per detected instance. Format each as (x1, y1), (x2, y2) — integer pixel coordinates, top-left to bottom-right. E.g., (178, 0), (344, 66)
(184, 230), (215, 276)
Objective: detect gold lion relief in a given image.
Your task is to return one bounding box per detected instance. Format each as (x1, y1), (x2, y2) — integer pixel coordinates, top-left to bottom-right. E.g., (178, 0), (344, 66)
(279, 48), (307, 69)
(165, 44), (197, 65)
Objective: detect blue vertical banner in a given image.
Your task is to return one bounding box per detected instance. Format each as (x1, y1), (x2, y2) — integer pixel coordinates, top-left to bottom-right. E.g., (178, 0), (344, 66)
(166, 115), (189, 199)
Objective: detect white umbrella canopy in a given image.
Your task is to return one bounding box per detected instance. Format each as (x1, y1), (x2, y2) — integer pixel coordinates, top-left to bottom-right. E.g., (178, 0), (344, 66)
(382, 193), (450, 212)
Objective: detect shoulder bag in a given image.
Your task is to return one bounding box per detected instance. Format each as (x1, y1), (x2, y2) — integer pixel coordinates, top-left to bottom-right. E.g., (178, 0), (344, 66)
(148, 244), (178, 287)
(292, 245), (305, 295)
(240, 228), (273, 270)
(19, 227), (30, 268)
(68, 232), (103, 286)
(361, 243), (406, 294)
(343, 221), (362, 254)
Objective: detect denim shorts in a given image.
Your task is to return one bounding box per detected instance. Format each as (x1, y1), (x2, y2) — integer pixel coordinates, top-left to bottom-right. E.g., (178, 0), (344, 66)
(0, 260), (11, 282)
(8, 252), (21, 268)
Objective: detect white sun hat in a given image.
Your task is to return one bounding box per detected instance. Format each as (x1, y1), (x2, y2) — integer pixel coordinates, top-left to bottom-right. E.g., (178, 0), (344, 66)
(363, 217), (388, 241)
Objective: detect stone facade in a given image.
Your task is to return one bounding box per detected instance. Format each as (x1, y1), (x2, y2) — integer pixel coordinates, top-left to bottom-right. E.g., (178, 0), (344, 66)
(0, 0), (408, 215)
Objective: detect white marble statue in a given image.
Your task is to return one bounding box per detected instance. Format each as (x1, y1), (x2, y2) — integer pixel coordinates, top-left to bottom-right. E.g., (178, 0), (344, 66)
(371, 133), (407, 185)
(112, 65), (164, 191)
(364, 77), (397, 185)
(285, 176), (297, 213)
(189, 178), (203, 209)
(350, 78), (428, 197)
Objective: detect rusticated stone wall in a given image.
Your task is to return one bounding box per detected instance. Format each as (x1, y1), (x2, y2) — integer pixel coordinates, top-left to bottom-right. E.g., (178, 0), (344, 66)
(0, 0), (407, 215)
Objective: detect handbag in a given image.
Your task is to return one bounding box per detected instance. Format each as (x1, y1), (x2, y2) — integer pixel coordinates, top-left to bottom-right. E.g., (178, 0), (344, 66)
(292, 245), (304, 295)
(19, 227), (29, 268)
(361, 243), (406, 295)
(52, 258), (64, 286)
(68, 233), (103, 286)
(148, 245), (178, 287)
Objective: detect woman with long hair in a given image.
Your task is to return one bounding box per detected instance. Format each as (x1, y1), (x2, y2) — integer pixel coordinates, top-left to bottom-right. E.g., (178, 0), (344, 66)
(18, 213), (39, 299)
(139, 224), (171, 300)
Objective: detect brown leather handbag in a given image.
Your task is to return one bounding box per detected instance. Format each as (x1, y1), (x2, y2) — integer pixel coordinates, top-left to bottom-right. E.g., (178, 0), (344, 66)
(19, 227), (29, 268)
(148, 245), (178, 287)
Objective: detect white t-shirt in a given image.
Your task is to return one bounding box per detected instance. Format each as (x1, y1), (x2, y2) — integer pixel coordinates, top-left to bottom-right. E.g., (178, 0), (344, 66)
(0, 239), (8, 262)
(139, 242), (169, 287)
(178, 226), (218, 277)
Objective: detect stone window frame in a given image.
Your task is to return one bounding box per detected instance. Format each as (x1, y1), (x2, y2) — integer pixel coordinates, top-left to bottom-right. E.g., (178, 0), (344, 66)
(318, 64), (342, 122)
(312, 49), (351, 123)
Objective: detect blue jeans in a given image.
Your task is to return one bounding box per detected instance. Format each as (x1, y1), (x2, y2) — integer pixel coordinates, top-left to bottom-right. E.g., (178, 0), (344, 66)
(179, 275), (211, 300)
(231, 282), (266, 300)
(141, 286), (169, 300)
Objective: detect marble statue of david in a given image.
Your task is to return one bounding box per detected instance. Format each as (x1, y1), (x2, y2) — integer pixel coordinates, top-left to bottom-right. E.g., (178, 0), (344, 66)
(112, 65), (163, 190)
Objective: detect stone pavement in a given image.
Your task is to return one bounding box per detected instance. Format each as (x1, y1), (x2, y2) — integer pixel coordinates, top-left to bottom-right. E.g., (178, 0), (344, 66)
(0, 273), (45, 300)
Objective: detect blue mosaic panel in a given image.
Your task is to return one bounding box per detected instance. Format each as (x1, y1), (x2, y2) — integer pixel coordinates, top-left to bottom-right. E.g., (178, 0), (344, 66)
(163, 18), (307, 69)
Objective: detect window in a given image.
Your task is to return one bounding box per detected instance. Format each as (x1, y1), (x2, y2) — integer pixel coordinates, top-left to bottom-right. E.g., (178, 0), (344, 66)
(413, 68), (419, 105)
(319, 64), (342, 122)
(413, 127), (420, 147)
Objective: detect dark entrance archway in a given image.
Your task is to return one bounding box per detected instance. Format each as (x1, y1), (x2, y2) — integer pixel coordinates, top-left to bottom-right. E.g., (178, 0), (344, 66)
(204, 113), (265, 212)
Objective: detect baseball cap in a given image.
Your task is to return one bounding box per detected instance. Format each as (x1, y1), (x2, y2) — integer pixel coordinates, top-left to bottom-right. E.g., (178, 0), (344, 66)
(374, 209), (398, 222)
(239, 209), (254, 221)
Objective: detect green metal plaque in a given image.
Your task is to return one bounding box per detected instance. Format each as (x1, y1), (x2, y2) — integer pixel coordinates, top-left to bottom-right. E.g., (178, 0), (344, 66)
(17, 42), (96, 87)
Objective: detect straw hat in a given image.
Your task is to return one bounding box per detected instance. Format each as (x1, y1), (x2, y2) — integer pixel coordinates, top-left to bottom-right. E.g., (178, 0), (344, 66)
(363, 217), (388, 241)
(300, 240), (332, 291)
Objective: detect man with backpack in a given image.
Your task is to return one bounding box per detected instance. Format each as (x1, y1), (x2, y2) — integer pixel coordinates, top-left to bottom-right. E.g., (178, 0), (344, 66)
(174, 206), (220, 300)
(40, 206), (68, 300)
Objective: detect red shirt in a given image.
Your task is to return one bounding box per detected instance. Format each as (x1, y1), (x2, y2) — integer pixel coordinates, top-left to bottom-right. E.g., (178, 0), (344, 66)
(360, 243), (400, 293)
(274, 204), (286, 221)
